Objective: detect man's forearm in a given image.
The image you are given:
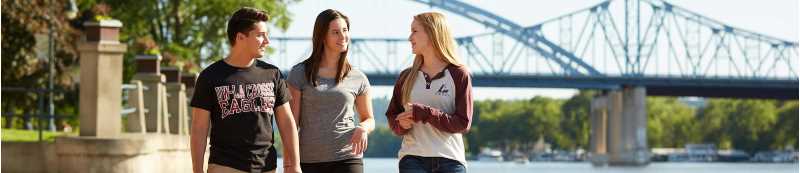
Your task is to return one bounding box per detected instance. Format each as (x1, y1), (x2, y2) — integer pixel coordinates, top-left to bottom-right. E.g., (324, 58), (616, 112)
(190, 131), (208, 173)
(277, 117), (300, 168)
(190, 108), (211, 173)
(275, 104), (300, 169)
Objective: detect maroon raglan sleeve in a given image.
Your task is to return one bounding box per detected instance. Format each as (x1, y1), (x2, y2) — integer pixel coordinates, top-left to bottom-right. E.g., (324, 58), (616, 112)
(411, 66), (473, 133)
(386, 70), (412, 136)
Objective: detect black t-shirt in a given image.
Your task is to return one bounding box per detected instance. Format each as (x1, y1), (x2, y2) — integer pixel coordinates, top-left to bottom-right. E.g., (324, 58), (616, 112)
(190, 59), (291, 173)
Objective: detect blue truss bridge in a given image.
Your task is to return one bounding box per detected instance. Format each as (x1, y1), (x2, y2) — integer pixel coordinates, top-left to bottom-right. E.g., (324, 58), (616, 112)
(268, 0), (798, 99)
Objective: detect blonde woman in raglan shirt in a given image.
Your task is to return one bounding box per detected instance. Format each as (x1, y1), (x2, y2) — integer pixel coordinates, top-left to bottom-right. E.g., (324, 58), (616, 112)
(287, 9), (375, 173)
(386, 12), (474, 173)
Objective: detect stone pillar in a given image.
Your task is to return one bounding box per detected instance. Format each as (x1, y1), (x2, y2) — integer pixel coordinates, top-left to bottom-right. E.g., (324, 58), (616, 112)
(621, 86), (649, 165)
(182, 73), (197, 133)
(181, 73), (197, 100)
(163, 67), (187, 135)
(78, 20), (127, 137)
(606, 90), (625, 165)
(133, 55), (166, 133)
(597, 86), (649, 166)
(589, 93), (609, 166)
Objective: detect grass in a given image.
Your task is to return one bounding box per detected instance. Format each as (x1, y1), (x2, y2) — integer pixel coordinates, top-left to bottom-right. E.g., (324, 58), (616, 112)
(1, 128), (76, 142)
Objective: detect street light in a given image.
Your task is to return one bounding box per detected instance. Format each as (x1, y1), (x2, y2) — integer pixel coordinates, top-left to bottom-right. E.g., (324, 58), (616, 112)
(66, 0), (78, 20)
(43, 0), (80, 135)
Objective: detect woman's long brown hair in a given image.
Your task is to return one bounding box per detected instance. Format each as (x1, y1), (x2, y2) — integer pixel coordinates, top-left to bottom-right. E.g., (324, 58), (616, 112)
(302, 9), (352, 86)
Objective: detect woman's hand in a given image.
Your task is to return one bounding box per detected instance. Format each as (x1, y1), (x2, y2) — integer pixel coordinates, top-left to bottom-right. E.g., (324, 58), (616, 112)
(350, 126), (369, 156)
(396, 111), (414, 129)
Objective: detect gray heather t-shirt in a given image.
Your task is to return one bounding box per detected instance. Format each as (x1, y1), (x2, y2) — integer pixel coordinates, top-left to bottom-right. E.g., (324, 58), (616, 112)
(287, 64), (370, 163)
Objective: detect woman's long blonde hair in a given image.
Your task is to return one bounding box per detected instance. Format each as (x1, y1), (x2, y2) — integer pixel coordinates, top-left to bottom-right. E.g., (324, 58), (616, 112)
(401, 12), (463, 105)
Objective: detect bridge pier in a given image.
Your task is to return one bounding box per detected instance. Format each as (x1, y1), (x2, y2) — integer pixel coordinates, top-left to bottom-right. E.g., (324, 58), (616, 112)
(590, 86), (650, 166)
(589, 94), (609, 165)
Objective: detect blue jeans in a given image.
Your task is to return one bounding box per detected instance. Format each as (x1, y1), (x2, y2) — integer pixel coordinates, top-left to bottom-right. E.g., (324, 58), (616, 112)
(399, 155), (466, 173)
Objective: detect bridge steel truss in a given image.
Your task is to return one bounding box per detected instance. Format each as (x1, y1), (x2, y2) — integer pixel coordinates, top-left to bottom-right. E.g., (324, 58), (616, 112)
(269, 0), (798, 99)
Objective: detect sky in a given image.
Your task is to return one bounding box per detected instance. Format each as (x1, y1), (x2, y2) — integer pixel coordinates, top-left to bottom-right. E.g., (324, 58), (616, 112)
(266, 0), (799, 100)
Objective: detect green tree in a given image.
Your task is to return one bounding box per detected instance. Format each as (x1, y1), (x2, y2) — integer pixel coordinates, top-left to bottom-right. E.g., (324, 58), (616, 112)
(646, 97), (696, 148)
(698, 99), (780, 154)
(697, 99), (735, 149)
(727, 100), (778, 153)
(77, 0), (298, 81)
(771, 101), (798, 149)
(2, 0), (82, 130)
(2, 0), (298, 130)
(364, 127), (402, 157)
(469, 100), (506, 148)
(559, 90), (595, 150)
(526, 97), (564, 150)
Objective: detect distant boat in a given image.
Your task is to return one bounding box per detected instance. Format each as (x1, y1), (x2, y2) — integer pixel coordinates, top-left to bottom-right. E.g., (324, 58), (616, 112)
(478, 148), (503, 162)
(753, 150), (798, 162)
(668, 153), (689, 162)
(717, 150), (749, 162)
(686, 144), (717, 162)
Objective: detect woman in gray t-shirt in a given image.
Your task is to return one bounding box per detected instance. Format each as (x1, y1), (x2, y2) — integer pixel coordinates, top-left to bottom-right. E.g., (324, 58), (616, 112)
(286, 9), (374, 173)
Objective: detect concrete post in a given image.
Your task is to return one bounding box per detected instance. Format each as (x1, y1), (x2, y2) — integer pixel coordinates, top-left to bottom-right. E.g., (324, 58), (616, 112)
(622, 86), (649, 165)
(163, 67), (187, 135)
(182, 73), (197, 133)
(77, 20), (126, 137)
(596, 86), (650, 166)
(133, 55), (165, 133)
(181, 73), (197, 100)
(606, 90), (624, 164)
(589, 94), (609, 166)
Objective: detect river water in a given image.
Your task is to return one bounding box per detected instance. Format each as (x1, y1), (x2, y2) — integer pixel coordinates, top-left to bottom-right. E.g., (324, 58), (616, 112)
(275, 158), (798, 173)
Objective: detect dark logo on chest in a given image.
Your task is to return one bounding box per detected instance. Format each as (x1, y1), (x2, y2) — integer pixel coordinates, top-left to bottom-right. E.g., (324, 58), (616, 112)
(435, 84), (450, 96)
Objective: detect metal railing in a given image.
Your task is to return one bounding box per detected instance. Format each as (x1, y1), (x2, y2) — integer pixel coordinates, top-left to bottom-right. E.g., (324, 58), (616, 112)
(1, 81), (150, 141)
(1, 87), (68, 141)
(121, 80), (149, 133)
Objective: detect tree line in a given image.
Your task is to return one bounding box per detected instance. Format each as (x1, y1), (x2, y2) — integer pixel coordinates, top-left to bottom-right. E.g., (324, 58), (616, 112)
(358, 91), (798, 157)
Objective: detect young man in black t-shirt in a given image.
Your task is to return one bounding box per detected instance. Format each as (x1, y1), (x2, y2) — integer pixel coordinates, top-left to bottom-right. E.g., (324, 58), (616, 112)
(190, 7), (301, 173)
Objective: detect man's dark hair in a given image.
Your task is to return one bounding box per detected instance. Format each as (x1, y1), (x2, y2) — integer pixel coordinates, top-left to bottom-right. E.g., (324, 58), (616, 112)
(227, 7), (270, 45)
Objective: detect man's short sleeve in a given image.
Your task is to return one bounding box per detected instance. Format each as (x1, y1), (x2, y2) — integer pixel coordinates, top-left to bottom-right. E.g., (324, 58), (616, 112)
(190, 72), (215, 111)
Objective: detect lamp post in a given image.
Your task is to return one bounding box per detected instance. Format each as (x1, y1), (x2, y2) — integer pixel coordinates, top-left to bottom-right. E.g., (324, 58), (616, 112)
(43, 0), (79, 135)
(47, 15), (54, 133)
